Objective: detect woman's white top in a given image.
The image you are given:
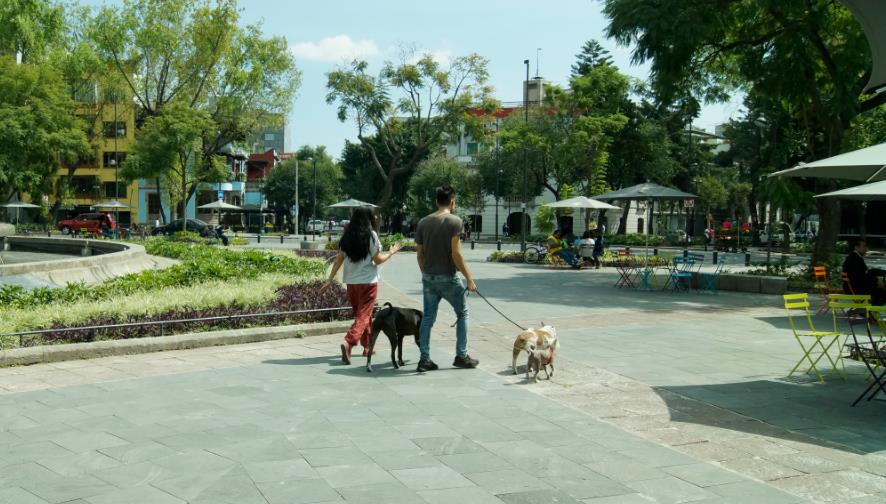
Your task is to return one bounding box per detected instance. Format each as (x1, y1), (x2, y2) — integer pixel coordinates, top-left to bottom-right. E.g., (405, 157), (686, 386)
(342, 231), (381, 284)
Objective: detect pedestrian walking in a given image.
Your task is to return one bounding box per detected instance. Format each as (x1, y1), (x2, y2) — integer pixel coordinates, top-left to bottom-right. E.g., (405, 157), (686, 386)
(414, 186), (479, 372)
(327, 207), (402, 364)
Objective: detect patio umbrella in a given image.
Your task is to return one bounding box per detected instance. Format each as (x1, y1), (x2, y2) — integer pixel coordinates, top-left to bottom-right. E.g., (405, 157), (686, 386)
(769, 142), (886, 182)
(198, 200), (242, 227)
(93, 201), (130, 209)
(842, 0), (886, 94)
(543, 196), (621, 210)
(814, 180), (886, 201)
(595, 183), (699, 257)
(2, 201), (40, 225)
(327, 198), (378, 208)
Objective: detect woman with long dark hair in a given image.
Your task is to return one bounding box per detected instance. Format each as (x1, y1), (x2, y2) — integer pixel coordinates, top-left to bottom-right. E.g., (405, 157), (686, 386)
(327, 207), (402, 364)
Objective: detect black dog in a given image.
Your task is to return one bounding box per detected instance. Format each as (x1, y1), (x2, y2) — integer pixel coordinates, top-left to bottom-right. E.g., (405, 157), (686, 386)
(367, 302), (423, 372)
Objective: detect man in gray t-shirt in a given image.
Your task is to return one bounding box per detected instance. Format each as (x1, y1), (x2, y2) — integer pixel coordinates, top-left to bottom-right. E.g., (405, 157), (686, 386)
(414, 186), (479, 372)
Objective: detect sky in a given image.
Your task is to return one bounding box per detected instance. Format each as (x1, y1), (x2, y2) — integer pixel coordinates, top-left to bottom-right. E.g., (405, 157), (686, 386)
(86, 0), (745, 158)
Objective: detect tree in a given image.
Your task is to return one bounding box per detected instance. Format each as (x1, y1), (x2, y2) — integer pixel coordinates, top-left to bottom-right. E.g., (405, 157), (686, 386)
(90, 0), (300, 207)
(326, 49), (495, 209)
(121, 104), (223, 218)
(604, 0), (884, 265)
(571, 39), (613, 77)
(0, 58), (89, 202)
(407, 157), (479, 219)
(264, 147), (341, 232)
(0, 0), (64, 63)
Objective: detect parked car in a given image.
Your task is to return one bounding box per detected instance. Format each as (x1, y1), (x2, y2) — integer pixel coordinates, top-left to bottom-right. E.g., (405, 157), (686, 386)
(56, 213), (116, 236)
(305, 219), (325, 233)
(151, 218), (209, 236)
(760, 223), (795, 246)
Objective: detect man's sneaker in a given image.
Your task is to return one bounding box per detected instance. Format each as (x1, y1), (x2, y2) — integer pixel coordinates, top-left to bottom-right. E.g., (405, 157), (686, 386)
(340, 344), (352, 365)
(417, 359), (439, 372)
(453, 355), (479, 369)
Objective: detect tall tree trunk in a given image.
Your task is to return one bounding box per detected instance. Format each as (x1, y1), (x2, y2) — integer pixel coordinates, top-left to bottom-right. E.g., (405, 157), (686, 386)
(812, 196), (839, 266)
(617, 200), (631, 235)
(156, 177), (167, 224)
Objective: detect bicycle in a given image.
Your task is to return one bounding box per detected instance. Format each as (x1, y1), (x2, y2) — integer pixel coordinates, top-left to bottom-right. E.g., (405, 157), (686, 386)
(523, 242), (549, 264)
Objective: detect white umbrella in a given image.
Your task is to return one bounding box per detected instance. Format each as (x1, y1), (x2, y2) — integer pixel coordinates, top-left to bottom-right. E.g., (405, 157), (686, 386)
(770, 142), (886, 182)
(197, 201), (242, 210)
(93, 201), (130, 209)
(543, 196), (621, 210)
(328, 198), (378, 208)
(198, 200), (242, 228)
(2, 201), (40, 224)
(814, 180), (886, 201)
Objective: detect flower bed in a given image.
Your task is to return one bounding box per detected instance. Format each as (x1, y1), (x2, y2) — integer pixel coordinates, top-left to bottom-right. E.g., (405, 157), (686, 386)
(487, 251), (526, 263)
(18, 281), (349, 347)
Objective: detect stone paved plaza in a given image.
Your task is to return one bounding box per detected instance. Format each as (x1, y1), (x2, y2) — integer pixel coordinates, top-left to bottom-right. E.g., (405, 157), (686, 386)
(1, 250), (885, 503)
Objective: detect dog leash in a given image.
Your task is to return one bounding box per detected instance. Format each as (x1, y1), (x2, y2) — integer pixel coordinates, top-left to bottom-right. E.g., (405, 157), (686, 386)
(450, 289), (525, 331)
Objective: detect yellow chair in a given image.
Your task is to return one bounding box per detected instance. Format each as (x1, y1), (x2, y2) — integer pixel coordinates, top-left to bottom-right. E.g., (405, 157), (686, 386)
(783, 293), (845, 382)
(827, 294), (871, 369)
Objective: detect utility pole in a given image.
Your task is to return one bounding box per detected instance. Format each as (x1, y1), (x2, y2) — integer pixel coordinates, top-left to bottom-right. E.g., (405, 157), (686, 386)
(522, 59), (530, 252)
(294, 158), (299, 234)
(494, 120), (500, 243)
(312, 156), (317, 241)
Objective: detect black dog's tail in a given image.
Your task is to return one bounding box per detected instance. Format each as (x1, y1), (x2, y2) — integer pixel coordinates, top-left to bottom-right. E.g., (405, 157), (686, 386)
(374, 302), (394, 316)
(383, 302), (393, 309)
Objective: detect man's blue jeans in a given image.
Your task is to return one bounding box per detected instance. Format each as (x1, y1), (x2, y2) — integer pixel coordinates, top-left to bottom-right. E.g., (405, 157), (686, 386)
(418, 273), (469, 361)
(555, 250), (580, 266)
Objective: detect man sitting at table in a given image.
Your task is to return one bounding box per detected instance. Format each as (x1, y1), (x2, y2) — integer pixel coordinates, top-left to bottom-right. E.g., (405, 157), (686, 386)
(843, 238), (885, 306)
(547, 229), (581, 269)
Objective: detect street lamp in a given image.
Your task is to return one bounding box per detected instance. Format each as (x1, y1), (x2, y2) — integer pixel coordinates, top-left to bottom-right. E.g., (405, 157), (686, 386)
(521, 58), (529, 252)
(294, 157), (299, 234)
(308, 156), (317, 241)
(494, 119), (501, 243)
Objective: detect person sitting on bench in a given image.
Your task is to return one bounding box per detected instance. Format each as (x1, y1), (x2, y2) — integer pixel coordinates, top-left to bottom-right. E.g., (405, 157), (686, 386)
(547, 229), (581, 269)
(843, 238), (885, 306)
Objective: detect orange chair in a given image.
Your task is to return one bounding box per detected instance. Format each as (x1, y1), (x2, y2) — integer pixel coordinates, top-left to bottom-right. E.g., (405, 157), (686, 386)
(814, 266), (841, 315)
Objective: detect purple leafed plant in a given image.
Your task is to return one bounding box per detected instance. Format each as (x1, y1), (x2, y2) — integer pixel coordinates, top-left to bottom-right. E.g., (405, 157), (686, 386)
(27, 281), (351, 347)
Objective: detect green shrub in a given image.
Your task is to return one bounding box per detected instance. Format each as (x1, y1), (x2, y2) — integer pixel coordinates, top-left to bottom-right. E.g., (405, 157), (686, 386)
(604, 234), (664, 247)
(487, 251), (525, 263)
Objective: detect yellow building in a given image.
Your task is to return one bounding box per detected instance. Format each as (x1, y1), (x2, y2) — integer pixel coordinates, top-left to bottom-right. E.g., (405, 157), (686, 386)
(53, 88), (139, 227)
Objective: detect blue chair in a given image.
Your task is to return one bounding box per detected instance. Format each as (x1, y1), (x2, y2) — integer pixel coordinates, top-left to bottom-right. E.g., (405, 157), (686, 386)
(698, 257), (726, 294)
(669, 256), (694, 293)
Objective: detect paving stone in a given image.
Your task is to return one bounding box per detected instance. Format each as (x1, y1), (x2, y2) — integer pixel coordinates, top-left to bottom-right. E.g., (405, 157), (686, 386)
(83, 485), (185, 504)
(0, 487), (50, 504)
(392, 465), (476, 491)
(20, 473), (116, 503)
(412, 436), (485, 455)
(496, 489), (583, 504)
(36, 450), (122, 476)
(438, 451), (515, 473)
(317, 463), (398, 488)
(464, 468), (553, 495)
(368, 450), (442, 471)
(243, 458), (319, 483)
(300, 446), (374, 467)
(663, 463), (747, 487)
(627, 476), (717, 504)
(257, 478), (342, 504)
(337, 482), (425, 504)
(417, 486), (507, 504)
(719, 457), (804, 481)
(707, 481), (807, 503)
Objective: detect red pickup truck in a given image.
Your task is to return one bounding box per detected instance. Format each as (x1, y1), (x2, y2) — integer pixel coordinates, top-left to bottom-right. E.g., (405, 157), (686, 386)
(56, 213), (116, 236)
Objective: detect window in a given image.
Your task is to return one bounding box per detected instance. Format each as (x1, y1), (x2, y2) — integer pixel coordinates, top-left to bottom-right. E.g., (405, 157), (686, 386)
(103, 182), (126, 198)
(71, 82), (97, 103)
(102, 152), (127, 167)
(197, 191), (215, 206)
(264, 133), (275, 141)
(148, 193), (161, 214)
(467, 142), (479, 155)
(103, 121), (126, 138)
(71, 176), (99, 196)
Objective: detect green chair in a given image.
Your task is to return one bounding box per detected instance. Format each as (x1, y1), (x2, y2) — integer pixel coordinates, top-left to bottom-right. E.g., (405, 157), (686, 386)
(783, 293), (845, 382)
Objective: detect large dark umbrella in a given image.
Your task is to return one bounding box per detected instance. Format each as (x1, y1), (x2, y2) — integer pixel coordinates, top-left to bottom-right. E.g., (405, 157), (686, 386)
(596, 183), (699, 256)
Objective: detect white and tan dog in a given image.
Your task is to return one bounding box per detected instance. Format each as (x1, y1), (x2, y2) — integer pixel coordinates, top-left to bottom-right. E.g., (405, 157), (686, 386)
(527, 333), (559, 382)
(511, 325), (558, 375)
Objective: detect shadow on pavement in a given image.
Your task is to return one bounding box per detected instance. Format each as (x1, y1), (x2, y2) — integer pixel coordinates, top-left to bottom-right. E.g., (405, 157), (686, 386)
(656, 376), (886, 454)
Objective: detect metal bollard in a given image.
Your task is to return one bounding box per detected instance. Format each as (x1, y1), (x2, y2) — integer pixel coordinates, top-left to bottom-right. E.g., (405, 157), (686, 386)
(653, 247), (659, 256)
(47, 230), (51, 237)
(470, 240), (475, 250)
(745, 252), (751, 266)
(257, 234), (261, 244)
(280, 235), (284, 244)
(497, 240), (502, 251)
(683, 249), (688, 258)
(713, 251), (718, 264)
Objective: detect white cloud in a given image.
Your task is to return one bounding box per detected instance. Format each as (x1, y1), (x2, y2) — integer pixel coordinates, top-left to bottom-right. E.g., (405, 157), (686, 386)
(290, 35), (380, 63)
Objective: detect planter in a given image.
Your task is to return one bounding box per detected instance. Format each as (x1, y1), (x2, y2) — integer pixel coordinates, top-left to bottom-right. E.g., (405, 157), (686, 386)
(300, 241), (323, 250)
